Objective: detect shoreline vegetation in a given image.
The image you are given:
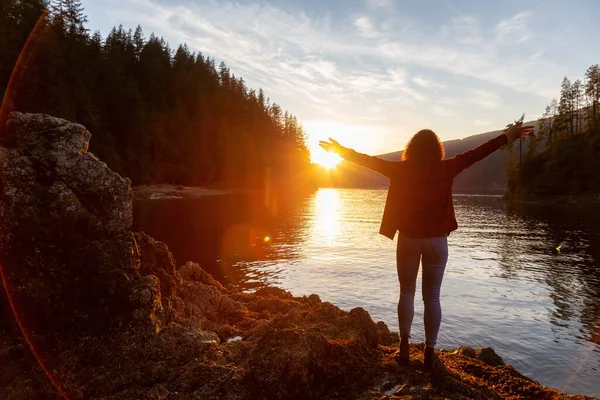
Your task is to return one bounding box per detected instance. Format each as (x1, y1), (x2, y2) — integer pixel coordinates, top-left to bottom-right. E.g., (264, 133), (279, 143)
(132, 183), (317, 200)
(504, 193), (600, 206)
(1, 113), (597, 399)
(133, 184), (230, 200)
(505, 64), (600, 200)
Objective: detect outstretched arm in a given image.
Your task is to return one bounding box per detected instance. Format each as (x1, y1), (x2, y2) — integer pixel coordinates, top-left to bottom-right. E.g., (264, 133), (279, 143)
(319, 138), (396, 178)
(447, 121), (534, 177)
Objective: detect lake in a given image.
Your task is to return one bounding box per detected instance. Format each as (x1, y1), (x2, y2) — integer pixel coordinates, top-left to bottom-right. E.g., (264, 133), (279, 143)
(133, 189), (600, 397)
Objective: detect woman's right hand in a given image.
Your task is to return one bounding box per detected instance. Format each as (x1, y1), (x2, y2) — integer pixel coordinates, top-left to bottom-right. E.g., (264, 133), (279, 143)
(504, 121), (535, 142)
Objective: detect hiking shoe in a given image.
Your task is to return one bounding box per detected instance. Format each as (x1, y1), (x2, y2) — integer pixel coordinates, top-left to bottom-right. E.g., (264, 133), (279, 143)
(395, 336), (410, 365)
(423, 347), (435, 372)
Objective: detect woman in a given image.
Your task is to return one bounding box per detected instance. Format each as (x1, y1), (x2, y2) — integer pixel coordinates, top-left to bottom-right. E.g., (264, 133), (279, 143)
(319, 121), (533, 371)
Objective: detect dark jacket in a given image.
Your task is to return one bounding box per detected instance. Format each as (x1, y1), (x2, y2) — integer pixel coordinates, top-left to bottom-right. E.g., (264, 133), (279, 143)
(342, 133), (508, 240)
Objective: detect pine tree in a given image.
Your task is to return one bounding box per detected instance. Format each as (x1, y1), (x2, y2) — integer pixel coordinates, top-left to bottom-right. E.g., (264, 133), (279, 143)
(538, 98), (558, 149)
(50, 0), (65, 20)
(525, 130), (538, 161)
(258, 88), (266, 111)
(133, 25), (144, 60)
(558, 76), (575, 139)
(585, 64), (600, 135)
(64, 0), (87, 34)
(572, 79), (583, 134)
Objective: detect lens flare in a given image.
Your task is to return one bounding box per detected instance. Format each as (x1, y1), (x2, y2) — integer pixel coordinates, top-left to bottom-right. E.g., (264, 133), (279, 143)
(561, 315), (600, 393)
(313, 150), (342, 169)
(0, 8), (68, 399)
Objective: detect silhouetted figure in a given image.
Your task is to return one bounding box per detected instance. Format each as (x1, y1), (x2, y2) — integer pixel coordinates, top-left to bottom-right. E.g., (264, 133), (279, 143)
(320, 121), (533, 371)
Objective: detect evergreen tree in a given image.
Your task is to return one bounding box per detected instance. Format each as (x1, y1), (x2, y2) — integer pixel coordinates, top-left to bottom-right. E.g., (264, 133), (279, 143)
(538, 98), (558, 148)
(524, 130), (538, 161)
(0, 3), (313, 189)
(49, 0), (65, 20)
(572, 79), (583, 134)
(133, 25), (144, 60)
(63, 0), (87, 35)
(585, 64), (600, 135)
(558, 76), (575, 138)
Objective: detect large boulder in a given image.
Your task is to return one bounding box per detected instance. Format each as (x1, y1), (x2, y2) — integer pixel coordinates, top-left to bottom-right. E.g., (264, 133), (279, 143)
(3, 112), (132, 236)
(0, 113), (140, 333)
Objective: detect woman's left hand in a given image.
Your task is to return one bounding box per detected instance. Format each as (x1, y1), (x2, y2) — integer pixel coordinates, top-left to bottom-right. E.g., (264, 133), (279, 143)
(319, 138), (346, 154)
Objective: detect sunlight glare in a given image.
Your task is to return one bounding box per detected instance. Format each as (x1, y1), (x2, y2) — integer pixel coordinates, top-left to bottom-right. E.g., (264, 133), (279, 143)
(313, 150), (342, 169)
(304, 120), (372, 169)
(315, 189), (341, 244)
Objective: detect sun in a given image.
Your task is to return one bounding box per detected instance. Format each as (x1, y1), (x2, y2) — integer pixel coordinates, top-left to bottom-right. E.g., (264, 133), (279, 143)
(304, 120), (376, 169)
(312, 149), (342, 169)
(304, 120), (354, 169)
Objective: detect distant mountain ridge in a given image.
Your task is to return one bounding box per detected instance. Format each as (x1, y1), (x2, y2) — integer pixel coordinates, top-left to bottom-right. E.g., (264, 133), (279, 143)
(316, 122), (538, 192)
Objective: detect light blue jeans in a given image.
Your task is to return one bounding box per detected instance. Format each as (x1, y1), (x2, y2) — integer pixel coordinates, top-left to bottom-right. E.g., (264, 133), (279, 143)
(396, 234), (448, 346)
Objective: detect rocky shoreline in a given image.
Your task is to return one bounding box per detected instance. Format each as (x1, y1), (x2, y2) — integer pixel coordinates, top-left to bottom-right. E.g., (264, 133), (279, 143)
(133, 184), (229, 200)
(0, 113), (596, 399)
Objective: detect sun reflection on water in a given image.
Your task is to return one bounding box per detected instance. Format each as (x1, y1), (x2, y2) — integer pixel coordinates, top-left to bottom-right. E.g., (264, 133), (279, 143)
(314, 189), (341, 244)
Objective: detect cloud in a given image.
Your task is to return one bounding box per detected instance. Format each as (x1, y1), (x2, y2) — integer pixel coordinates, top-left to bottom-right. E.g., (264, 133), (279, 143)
(387, 67), (407, 85)
(469, 89), (503, 110)
(365, 0), (395, 8)
(377, 37), (562, 98)
(495, 11), (533, 44)
(93, 0), (567, 153)
(354, 15), (380, 38)
(412, 75), (447, 89)
(442, 15), (483, 45)
(467, 89), (503, 110)
(432, 105), (455, 118)
(104, 1), (559, 101)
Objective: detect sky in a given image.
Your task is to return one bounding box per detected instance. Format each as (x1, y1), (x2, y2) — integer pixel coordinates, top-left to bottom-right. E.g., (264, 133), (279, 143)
(84, 0), (600, 157)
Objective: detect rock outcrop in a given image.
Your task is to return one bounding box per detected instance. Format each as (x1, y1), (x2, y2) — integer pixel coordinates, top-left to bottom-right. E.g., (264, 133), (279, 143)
(0, 113), (594, 400)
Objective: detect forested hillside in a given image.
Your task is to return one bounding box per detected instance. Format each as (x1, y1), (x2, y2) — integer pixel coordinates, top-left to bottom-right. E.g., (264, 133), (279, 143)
(0, 0), (311, 187)
(509, 65), (600, 197)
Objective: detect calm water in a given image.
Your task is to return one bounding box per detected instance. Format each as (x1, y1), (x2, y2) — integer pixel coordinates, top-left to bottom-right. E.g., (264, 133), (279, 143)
(133, 189), (600, 397)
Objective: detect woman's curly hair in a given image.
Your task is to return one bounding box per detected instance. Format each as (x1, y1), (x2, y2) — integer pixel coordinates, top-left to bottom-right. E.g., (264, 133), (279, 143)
(402, 129), (445, 163)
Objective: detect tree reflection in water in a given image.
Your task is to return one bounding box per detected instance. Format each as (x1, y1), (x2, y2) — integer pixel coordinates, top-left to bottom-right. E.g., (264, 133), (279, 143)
(501, 200), (600, 345)
(133, 191), (312, 290)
